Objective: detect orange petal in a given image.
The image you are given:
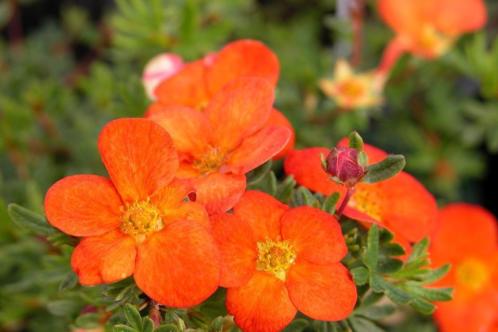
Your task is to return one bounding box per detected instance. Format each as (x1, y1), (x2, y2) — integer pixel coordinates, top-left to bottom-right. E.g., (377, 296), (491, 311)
(378, 0), (421, 37)
(284, 148), (347, 196)
(146, 105), (212, 157)
(226, 271), (296, 332)
(268, 109), (295, 160)
(233, 191), (288, 241)
(281, 206), (347, 264)
(430, 0), (487, 35)
(211, 213), (257, 287)
(71, 230), (136, 285)
(431, 204), (498, 266)
(153, 60), (210, 109)
(286, 261), (357, 321)
(44, 175), (122, 237)
(134, 220), (220, 307)
(379, 172), (437, 242)
(205, 77), (274, 151)
(98, 118), (179, 203)
(225, 125), (291, 174)
(207, 39), (279, 94)
(193, 172), (246, 214)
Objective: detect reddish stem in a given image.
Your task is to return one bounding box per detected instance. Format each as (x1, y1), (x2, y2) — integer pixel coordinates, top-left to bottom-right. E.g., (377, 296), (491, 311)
(336, 186), (355, 218)
(149, 301), (162, 327)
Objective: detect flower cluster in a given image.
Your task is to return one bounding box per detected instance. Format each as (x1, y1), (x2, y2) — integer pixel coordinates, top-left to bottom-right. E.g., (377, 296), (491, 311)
(41, 37), (496, 332)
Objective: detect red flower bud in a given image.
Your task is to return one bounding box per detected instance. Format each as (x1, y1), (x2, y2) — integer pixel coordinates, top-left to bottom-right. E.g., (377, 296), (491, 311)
(326, 147), (365, 187)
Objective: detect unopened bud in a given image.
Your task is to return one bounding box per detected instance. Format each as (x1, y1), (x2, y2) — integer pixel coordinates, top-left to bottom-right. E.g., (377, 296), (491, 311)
(142, 53), (184, 100)
(326, 147), (365, 187)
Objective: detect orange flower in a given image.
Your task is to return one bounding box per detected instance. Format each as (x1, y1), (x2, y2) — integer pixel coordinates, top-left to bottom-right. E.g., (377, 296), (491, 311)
(212, 191), (357, 332)
(148, 78), (291, 214)
(284, 140), (437, 247)
(320, 59), (384, 110)
(378, 0), (487, 69)
(151, 39), (295, 158)
(44, 118), (220, 307)
(430, 204), (498, 332)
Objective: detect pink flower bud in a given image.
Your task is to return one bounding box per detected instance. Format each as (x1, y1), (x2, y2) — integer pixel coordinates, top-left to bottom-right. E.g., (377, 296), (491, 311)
(142, 53), (184, 100)
(326, 147), (365, 186)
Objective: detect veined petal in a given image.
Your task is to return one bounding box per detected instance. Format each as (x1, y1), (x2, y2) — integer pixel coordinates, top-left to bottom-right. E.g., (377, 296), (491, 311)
(134, 220), (220, 307)
(193, 173), (246, 214)
(268, 109), (295, 160)
(98, 118), (179, 203)
(147, 105), (212, 157)
(44, 175), (122, 237)
(226, 271), (296, 332)
(206, 78), (274, 152)
(281, 206), (347, 264)
(71, 230), (136, 285)
(287, 261), (357, 321)
(233, 191), (288, 242)
(154, 60), (210, 109)
(225, 125), (291, 174)
(207, 39), (279, 94)
(211, 213), (257, 288)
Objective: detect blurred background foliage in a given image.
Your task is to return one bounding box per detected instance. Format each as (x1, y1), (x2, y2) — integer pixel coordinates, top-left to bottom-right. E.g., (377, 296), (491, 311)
(0, 0), (497, 331)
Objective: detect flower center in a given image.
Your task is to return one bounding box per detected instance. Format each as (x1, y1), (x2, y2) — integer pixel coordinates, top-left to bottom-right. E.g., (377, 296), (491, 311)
(349, 186), (383, 221)
(418, 25), (454, 57)
(256, 240), (297, 281)
(338, 79), (366, 100)
(120, 200), (163, 243)
(194, 147), (226, 174)
(456, 259), (490, 293)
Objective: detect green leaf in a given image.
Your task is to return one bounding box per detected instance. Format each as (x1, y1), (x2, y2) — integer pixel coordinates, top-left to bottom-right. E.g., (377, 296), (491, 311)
(321, 192), (340, 214)
(382, 282), (411, 305)
(418, 264), (451, 284)
(113, 325), (138, 332)
(355, 304), (395, 320)
(155, 324), (179, 332)
(7, 203), (56, 236)
(348, 131), (364, 151)
(404, 284), (453, 302)
(361, 291), (384, 306)
(46, 300), (81, 316)
(407, 238), (429, 263)
(364, 225), (379, 271)
(142, 318), (154, 332)
(363, 155), (406, 184)
(348, 316), (385, 332)
(351, 266), (369, 286)
(58, 271), (78, 291)
(123, 304), (143, 330)
(247, 161), (273, 185)
(378, 258), (403, 274)
(410, 298), (435, 315)
(75, 313), (100, 329)
(283, 318), (309, 332)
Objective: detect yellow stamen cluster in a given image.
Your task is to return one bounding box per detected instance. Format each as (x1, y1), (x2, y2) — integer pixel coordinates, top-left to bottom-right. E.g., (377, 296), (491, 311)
(194, 147), (226, 174)
(256, 239), (297, 281)
(349, 187), (383, 221)
(121, 200), (163, 243)
(418, 25), (454, 57)
(456, 259), (490, 293)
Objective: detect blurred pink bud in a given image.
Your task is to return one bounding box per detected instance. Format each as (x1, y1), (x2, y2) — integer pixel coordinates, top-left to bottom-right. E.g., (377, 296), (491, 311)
(142, 53), (184, 100)
(326, 147), (365, 187)
(203, 52), (217, 66)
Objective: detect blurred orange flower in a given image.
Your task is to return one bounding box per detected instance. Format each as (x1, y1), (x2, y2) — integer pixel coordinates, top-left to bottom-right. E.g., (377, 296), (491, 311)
(430, 204), (498, 332)
(284, 140), (437, 248)
(320, 59), (384, 110)
(44, 118), (220, 307)
(148, 78), (291, 214)
(150, 39), (295, 158)
(211, 191), (357, 332)
(378, 0), (487, 69)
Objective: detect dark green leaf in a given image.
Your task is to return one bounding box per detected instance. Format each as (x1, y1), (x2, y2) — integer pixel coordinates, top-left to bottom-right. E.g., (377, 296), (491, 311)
(410, 298), (435, 315)
(348, 131), (364, 151)
(75, 313), (100, 329)
(113, 325), (138, 332)
(363, 155), (406, 184)
(7, 203), (56, 236)
(142, 318), (154, 332)
(322, 192), (340, 214)
(351, 267), (369, 286)
(155, 324), (179, 332)
(348, 316), (385, 332)
(364, 225), (379, 271)
(247, 161), (273, 185)
(123, 304), (143, 330)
